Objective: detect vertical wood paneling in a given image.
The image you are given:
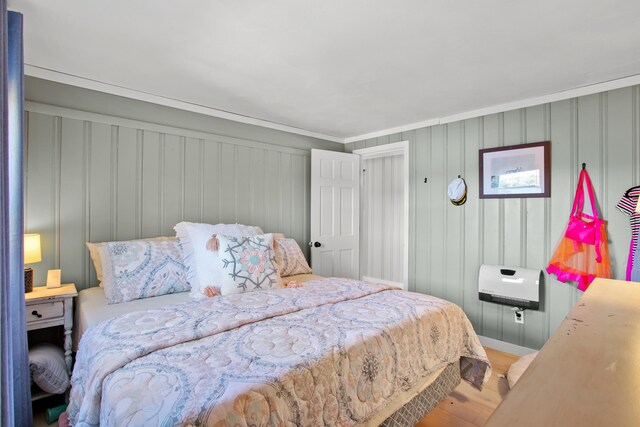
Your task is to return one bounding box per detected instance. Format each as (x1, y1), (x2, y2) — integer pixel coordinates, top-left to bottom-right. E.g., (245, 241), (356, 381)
(141, 131), (161, 238)
(115, 127), (139, 240)
(26, 83), (640, 351)
(59, 118), (86, 287)
(183, 137), (203, 222)
(429, 125), (446, 299)
(25, 113), (57, 285)
(161, 134), (183, 236)
(265, 151), (280, 233)
(606, 88), (634, 282)
(250, 149), (266, 229)
(88, 123), (113, 243)
(24, 103), (327, 290)
(291, 155), (306, 250)
(481, 114), (502, 340)
(236, 145), (252, 226)
(548, 100), (575, 336)
(202, 140), (221, 225)
(501, 109), (523, 344)
(414, 127), (430, 294)
(445, 122), (464, 306)
(279, 153), (293, 237)
(347, 84), (640, 350)
(219, 143), (237, 223)
(523, 104), (549, 348)
(462, 118), (482, 332)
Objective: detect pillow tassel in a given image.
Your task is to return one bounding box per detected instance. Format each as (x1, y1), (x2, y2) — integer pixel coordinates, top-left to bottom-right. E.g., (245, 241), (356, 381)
(203, 286), (219, 297)
(206, 235), (220, 252)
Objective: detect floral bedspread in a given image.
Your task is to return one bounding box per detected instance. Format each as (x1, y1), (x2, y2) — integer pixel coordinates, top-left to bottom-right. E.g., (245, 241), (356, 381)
(69, 278), (491, 426)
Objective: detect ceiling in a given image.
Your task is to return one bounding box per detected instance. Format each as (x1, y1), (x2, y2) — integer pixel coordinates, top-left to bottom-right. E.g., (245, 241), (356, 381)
(8, 1), (640, 142)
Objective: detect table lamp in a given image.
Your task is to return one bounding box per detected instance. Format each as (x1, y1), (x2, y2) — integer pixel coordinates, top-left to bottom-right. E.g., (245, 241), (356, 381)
(24, 233), (42, 293)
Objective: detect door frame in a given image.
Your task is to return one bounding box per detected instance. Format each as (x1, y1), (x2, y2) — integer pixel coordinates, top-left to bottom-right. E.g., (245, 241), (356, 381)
(353, 141), (409, 290)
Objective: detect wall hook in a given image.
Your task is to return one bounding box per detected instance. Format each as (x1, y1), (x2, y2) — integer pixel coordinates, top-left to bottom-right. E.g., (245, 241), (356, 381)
(458, 175), (461, 179)
(582, 163), (586, 170)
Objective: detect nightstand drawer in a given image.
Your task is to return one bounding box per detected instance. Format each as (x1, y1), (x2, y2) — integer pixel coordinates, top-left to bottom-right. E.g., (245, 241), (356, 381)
(27, 301), (63, 322)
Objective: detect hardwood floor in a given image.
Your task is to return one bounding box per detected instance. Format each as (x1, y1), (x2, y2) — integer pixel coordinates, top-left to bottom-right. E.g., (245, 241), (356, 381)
(416, 347), (519, 427)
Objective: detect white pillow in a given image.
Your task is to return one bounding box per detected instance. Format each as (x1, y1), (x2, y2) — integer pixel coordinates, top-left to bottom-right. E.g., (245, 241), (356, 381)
(275, 238), (312, 277)
(218, 234), (283, 295)
(87, 236), (176, 287)
(174, 222), (263, 298)
(100, 238), (190, 304)
(507, 351), (539, 389)
(29, 344), (69, 394)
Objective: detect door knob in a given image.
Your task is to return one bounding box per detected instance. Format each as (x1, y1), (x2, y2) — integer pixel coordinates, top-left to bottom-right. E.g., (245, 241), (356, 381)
(313, 242), (321, 248)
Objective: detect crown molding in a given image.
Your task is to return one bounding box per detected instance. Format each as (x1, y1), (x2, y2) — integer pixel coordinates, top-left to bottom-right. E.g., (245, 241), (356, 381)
(344, 74), (640, 143)
(24, 64), (344, 143)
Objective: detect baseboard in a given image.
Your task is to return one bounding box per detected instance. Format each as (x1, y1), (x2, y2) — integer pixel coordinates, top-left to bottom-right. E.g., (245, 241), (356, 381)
(478, 335), (537, 357)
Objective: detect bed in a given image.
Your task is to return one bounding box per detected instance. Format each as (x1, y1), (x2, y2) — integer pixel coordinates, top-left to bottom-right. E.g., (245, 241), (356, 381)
(69, 275), (490, 426)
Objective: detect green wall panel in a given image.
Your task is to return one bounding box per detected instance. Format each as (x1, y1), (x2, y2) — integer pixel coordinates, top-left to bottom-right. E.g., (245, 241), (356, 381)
(24, 82), (341, 288)
(346, 85), (640, 350)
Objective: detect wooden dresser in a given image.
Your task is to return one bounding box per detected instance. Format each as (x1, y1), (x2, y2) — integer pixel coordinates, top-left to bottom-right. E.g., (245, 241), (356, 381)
(485, 278), (640, 427)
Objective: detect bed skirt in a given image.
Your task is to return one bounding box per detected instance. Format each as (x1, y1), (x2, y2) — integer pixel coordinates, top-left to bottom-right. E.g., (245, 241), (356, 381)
(381, 362), (461, 427)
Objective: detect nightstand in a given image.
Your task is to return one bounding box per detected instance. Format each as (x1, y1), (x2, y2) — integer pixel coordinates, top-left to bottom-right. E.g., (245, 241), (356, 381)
(25, 284), (78, 375)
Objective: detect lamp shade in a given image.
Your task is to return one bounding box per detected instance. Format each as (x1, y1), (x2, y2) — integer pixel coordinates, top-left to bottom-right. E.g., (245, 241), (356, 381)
(24, 234), (42, 264)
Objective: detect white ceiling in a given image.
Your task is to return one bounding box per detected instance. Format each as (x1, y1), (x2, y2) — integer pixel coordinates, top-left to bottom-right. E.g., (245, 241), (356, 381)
(8, 0), (640, 142)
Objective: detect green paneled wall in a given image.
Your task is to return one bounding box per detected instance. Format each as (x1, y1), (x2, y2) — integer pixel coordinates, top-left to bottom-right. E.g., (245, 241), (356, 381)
(24, 80), (343, 289)
(346, 86), (640, 349)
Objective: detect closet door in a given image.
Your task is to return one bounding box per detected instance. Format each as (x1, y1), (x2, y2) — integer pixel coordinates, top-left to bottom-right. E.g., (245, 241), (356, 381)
(309, 149), (360, 279)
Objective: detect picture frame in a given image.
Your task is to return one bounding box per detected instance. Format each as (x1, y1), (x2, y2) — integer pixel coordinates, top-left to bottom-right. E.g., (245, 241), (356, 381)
(479, 141), (551, 199)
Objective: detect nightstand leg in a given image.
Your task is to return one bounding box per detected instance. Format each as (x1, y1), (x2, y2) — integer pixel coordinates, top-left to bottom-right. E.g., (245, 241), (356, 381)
(64, 298), (74, 374)
(64, 327), (73, 373)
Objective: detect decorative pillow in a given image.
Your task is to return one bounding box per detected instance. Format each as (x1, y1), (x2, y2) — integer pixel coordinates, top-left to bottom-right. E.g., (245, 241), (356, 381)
(275, 238), (312, 277)
(87, 236), (175, 287)
(218, 234), (283, 295)
(29, 344), (69, 394)
(100, 238), (190, 304)
(174, 222), (263, 299)
(507, 351), (539, 389)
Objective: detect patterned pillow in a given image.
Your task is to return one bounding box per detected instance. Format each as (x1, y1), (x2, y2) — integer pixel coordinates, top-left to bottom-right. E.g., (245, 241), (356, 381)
(87, 236), (176, 287)
(100, 239), (190, 304)
(218, 234), (283, 295)
(174, 222), (263, 299)
(275, 238), (312, 277)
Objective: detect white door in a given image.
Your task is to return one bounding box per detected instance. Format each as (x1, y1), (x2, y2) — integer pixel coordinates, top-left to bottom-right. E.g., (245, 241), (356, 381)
(310, 149), (360, 279)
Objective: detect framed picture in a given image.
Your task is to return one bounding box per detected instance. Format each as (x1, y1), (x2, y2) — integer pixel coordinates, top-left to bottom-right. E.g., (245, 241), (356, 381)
(479, 141), (551, 199)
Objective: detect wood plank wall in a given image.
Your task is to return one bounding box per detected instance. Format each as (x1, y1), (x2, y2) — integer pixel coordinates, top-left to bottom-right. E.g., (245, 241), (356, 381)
(24, 103), (335, 290)
(346, 86), (640, 349)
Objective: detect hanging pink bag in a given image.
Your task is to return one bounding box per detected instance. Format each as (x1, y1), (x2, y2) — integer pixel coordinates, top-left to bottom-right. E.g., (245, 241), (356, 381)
(547, 169), (611, 291)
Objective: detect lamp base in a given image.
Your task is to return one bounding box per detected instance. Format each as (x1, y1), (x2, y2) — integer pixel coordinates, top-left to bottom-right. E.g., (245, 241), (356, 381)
(24, 268), (33, 293)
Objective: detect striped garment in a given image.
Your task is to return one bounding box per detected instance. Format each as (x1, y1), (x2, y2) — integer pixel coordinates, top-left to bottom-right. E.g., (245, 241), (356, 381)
(616, 187), (640, 280)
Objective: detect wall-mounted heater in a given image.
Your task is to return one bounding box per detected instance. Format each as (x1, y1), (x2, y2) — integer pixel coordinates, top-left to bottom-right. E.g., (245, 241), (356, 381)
(478, 265), (541, 310)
